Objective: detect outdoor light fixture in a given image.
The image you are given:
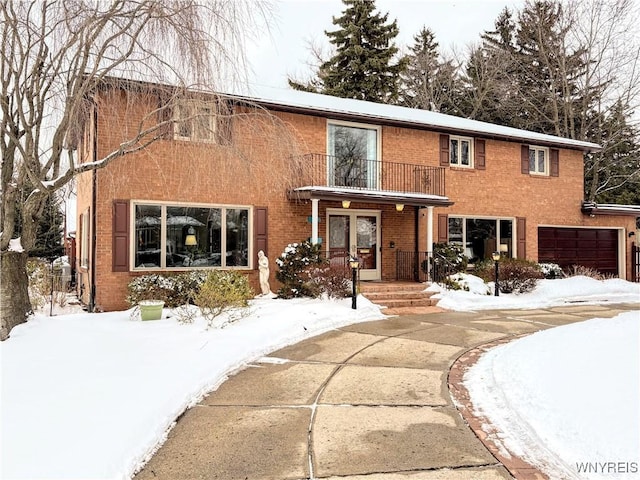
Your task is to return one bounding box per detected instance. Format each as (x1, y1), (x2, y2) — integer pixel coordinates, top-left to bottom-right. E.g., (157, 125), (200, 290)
(342, 200), (351, 209)
(349, 256), (359, 309)
(492, 251), (501, 296)
(395, 204), (404, 212)
(185, 226), (198, 246)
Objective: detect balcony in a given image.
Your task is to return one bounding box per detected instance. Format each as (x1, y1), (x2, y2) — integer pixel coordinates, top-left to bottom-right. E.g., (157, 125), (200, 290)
(291, 153), (446, 197)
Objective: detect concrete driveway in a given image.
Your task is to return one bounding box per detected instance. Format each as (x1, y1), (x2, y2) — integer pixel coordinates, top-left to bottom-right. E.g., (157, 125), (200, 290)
(134, 303), (638, 480)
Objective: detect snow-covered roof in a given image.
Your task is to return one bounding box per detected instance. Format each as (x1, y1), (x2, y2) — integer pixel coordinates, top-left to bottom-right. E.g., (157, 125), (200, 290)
(231, 85), (601, 152)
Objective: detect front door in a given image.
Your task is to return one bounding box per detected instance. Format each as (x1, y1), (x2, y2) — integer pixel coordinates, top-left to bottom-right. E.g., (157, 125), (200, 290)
(327, 209), (381, 281)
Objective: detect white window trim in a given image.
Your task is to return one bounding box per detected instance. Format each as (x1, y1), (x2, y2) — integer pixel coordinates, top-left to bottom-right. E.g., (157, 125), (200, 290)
(529, 146), (549, 176)
(449, 135), (474, 168)
(326, 119), (382, 190)
(173, 99), (218, 143)
(447, 215), (516, 260)
(130, 200), (253, 271)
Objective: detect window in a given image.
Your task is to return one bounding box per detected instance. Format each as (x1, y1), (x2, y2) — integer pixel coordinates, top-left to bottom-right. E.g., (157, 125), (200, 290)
(134, 203), (250, 269)
(529, 146), (548, 175)
(174, 100), (217, 142)
(80, 209), (90, 268)
(448, 216), (513, 263)
(450, 136), (473, 167)
(328, 121), (379, 189)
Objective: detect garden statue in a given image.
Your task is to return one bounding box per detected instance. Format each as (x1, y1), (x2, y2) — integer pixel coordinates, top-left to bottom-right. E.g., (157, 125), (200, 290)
(258, 250), (271, 296)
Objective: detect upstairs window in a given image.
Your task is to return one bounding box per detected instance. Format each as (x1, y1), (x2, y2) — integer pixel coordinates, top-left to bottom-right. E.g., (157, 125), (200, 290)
(450, 136), (473, 168)
(174, 100), (217, 142)
(327, 121), (380, 189)
(529, 146), (548, 175)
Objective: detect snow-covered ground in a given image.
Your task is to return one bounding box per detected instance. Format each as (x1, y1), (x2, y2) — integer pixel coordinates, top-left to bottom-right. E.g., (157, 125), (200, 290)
(465, 310), (639, 480)
(1, 275), (639, 480)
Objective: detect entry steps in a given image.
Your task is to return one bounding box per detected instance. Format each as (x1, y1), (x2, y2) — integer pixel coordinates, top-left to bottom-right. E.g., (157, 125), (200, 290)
(359, 281), (443, 316)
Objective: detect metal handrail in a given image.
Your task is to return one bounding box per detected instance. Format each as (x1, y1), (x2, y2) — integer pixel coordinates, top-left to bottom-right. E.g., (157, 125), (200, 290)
(293, 153), (446, 197)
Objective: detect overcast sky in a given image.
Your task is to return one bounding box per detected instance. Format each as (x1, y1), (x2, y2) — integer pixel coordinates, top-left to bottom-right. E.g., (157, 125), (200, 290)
(246, 0), (524, 88)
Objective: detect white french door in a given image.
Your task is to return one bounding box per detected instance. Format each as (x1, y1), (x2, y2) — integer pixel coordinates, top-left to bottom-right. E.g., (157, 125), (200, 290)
(327, 209), (381, 281)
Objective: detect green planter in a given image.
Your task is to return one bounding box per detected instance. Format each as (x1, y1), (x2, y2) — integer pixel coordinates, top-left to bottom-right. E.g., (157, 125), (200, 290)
(139, 300), (164, 321)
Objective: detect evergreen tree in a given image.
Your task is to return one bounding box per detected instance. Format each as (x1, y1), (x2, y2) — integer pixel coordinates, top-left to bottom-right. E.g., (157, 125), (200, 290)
(585, 101), (640, 204)
(399, 26), (459, 114)
(458, 8), (518, 123)
(289, 0), (406, 104)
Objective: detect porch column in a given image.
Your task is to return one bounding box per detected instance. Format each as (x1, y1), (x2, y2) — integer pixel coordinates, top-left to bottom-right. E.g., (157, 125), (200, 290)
(426, 206), (434, 281)
(311, 198), (319, 244)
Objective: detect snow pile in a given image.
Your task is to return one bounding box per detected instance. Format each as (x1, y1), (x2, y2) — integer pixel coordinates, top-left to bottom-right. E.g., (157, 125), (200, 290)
(431, 274), (640, 311)
(465, 311), (640, 479)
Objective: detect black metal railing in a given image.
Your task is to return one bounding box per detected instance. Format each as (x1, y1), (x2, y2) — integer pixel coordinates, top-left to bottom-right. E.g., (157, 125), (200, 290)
(292, 153), (446, 197)
(396, 250), (458, 283)
(633, 242), (640, 282)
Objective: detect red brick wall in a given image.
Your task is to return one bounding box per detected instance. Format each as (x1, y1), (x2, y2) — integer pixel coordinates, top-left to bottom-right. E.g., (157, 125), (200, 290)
(78, 88), (636, 311)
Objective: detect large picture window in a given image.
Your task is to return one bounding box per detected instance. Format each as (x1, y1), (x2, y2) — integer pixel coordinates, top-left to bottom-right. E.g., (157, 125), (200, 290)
(448, 216), (513, 263)
(328, 122), (379, 189)
(134, 203), (250, 269)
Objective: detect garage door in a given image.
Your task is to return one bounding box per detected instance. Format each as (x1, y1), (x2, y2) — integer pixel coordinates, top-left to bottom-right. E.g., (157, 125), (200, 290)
(538, 227), (619, 275)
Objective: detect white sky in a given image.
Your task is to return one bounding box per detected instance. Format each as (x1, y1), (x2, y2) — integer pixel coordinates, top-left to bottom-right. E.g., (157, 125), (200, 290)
(246, 0), (524, 88)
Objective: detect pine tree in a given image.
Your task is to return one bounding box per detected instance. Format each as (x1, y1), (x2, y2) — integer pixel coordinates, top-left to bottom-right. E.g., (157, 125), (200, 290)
(399, 26), (458, 113)
(458, 8), (518, 123)
(585, 101), (640, 204)
(289, 0), (406, 104)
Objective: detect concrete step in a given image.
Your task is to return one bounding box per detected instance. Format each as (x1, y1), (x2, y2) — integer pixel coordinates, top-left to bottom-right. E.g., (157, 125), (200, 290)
(382, 305), (446, 316)
(358, 282), (439, 313)
(365, 291), (436, 302)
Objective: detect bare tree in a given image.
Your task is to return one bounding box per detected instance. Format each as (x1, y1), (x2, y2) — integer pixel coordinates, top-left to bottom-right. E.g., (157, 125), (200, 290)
(0, 0), (273, 340)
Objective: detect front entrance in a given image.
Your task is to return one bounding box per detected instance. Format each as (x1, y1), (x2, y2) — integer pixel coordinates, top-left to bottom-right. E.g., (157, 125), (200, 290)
(327, 209), (381, 280)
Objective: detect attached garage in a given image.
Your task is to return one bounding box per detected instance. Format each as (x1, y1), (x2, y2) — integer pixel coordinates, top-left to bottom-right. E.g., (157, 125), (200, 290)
(538, 227), (620, 276)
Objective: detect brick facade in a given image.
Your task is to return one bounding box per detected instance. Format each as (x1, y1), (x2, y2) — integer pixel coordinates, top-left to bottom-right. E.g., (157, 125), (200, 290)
(76, 85), (636, 311)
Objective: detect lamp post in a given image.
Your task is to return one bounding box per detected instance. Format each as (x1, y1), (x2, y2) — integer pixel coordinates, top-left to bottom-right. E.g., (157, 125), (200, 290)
(492, 251), (500, 296)
(349, 256), (359, 309)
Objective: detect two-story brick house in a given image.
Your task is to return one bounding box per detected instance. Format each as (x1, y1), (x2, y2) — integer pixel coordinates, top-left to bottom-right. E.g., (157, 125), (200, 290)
(75, 79), (637, 311)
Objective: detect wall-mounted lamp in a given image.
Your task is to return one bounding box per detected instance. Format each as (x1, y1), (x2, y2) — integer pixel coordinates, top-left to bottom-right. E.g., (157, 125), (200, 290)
(342, 200), (351, 209)
(629, 231), (636, 238)
(185, 226), (198, 246)
(395, 204), (404, 212)
(389, 241), (395, 249)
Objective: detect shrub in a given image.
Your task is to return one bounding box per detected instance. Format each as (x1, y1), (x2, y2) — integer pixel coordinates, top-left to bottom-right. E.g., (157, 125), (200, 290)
(305, 265), (352, 299)
(564, 265), (609, 280)
(193, 271), (254, 327)
(275, 241), (324, 298)
(474, 257), (543, 294)
(421, 243), (468, 281)
(126, 271), (208, 308)
(538, 262), (564, 279)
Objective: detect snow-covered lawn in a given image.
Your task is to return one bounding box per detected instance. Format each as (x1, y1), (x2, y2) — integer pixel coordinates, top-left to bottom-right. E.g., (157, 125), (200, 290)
(1, 275), (638, 480)
(465, 310), (639, 480)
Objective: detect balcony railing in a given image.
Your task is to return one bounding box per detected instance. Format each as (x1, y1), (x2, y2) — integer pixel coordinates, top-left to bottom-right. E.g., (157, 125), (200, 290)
(292, 153), (446, 197)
